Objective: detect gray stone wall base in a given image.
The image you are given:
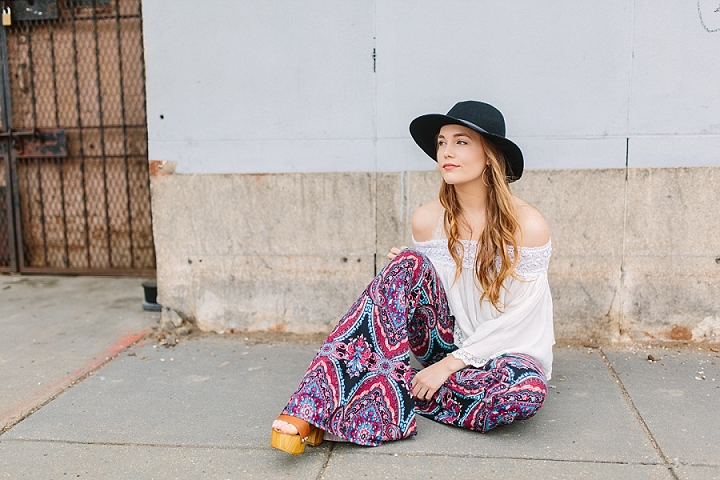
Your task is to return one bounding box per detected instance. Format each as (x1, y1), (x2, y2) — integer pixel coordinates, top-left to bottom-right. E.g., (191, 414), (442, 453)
(151, 168), (720, 342)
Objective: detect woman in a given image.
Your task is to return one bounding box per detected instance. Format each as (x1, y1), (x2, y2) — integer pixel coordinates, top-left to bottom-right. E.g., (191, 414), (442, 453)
(270, 100), (554, 455)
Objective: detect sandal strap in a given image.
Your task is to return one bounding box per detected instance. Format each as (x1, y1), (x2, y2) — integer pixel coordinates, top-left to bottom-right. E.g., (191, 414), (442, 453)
(276, 414), (310, 442)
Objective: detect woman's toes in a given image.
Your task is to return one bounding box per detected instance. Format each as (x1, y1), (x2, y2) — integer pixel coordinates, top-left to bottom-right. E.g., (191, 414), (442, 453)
(272, 420), (299, 435)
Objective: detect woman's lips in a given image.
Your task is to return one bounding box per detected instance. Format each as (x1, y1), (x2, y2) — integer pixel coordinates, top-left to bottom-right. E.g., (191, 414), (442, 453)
(442, 163), (459, 170)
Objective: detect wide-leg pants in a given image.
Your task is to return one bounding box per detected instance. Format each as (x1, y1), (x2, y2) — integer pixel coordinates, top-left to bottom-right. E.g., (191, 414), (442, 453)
(280, 250), (547, 446)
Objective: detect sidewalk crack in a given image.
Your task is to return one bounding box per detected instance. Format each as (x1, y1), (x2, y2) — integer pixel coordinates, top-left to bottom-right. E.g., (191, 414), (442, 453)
(315, 442), (336, 480)
(599, 348), (679, 480)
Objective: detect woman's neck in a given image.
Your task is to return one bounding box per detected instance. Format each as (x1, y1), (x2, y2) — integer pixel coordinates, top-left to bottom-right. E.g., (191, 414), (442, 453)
(454, 181), (488, 215)
(453, 181), (489, 238)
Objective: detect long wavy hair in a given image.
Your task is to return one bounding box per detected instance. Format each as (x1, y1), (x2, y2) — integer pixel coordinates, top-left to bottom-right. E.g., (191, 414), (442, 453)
(438, 138), (521, 311)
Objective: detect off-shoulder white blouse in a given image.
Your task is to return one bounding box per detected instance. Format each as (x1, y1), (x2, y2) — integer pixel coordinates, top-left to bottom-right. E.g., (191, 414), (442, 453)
(413, 224), (555, 380)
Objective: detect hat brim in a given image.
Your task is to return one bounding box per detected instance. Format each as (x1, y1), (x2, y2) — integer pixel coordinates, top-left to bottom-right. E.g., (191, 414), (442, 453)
(409, 114), (523, 182)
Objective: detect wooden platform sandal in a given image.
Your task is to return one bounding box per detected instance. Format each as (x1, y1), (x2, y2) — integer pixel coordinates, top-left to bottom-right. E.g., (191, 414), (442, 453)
(270, 414), (323, 455)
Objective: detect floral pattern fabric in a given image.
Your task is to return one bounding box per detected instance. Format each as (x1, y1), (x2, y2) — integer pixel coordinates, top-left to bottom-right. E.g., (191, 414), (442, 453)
(281, 250), (548, 446)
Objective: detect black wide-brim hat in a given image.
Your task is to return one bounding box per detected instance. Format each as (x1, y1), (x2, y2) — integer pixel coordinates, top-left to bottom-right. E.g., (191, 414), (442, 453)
(409, 100), (524, 182)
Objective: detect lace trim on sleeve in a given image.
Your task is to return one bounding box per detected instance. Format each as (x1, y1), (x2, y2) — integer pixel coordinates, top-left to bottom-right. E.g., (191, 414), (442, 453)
(451, 349), (486, 368)
(499, 241), (552, 278)
(413, 238), (462, 267)
(414, 238), (552, 276)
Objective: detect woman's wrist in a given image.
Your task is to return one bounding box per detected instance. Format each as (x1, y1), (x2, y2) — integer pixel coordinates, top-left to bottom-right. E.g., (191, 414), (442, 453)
(441, 354), (467, 374)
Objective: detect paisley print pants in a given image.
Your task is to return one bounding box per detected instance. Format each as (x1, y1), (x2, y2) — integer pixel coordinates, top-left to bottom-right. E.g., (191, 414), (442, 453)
(280, 250), (547, 446)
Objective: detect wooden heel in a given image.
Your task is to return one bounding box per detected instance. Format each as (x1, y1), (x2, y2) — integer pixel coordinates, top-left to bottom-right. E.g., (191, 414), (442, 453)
(306, 425), (324, 447)
(270, 428), (306, 455)
(270, 414), (323, 455)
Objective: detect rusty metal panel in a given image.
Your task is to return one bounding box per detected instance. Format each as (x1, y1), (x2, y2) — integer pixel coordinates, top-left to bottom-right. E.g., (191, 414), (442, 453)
(2, 128), (68, 157)
(3, 0), (155, 273)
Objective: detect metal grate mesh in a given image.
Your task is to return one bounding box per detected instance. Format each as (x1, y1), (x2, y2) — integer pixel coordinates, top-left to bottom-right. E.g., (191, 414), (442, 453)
(2, 0), (154, 273)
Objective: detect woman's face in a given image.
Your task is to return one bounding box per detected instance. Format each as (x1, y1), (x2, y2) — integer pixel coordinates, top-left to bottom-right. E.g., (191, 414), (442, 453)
(436, 124), (489, 187)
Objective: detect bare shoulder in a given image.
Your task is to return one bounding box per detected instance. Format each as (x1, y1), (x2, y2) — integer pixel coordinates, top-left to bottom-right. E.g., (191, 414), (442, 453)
(514, 197), (550, 247)
(412, 199), (443, 241)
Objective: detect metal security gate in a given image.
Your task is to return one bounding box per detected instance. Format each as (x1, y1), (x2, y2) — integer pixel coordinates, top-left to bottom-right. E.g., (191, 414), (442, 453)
(0, 0), (154, 275)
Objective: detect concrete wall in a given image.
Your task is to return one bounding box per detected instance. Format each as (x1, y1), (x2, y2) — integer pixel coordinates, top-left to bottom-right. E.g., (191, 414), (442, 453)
(151, 172), (377, 333)
(152, 167), (720, 341)
(143, 2), (720, 341)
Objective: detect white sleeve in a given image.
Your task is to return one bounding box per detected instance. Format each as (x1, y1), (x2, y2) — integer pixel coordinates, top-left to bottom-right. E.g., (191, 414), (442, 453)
(450, 273), (555, 379)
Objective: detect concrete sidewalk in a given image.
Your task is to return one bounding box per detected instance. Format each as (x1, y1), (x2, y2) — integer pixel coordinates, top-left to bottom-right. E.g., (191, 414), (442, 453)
(0, 274), (157, 432)
(1, 276), (719, 479)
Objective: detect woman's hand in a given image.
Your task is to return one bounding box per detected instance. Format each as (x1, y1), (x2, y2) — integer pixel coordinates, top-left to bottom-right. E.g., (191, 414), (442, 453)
(387, 246), (408, 260)
(411, 355), (467, 401)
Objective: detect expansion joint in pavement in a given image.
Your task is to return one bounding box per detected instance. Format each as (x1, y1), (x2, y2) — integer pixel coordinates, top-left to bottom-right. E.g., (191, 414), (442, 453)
(599, 348), (680, 480)
(0, 438), (330, 454)
(330, 450), (664, 466)
(315, 441), (337, 480)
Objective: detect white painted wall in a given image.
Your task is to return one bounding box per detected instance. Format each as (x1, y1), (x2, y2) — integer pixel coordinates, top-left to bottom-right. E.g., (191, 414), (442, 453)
(143, 0), (720, 174)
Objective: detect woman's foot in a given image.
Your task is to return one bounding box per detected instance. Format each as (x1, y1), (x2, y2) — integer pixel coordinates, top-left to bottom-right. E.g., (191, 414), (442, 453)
(272, 418), (299, 435)
(270, 415), (323, 455)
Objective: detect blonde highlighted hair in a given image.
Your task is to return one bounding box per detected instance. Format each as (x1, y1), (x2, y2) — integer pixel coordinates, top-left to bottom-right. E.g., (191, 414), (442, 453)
(438, 139), (521, 311)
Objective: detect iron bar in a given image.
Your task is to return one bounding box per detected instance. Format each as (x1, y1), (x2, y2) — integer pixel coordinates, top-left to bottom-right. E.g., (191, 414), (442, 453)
(58, 14), (142, 22)
(69, 2), (91, 269)
(0, 129), (38, 138)
(23, 154), (143, 160)
(1, 157), (15, 270)
(91, 0), (112, 268)
(27, 26), (38, 131)
(137, 0), (153, 268)
(9, 153), (24, 270)
(49, 29), (60, 127)
(34, 158), (49, 266)
(114, 0), (134, 268)
(56, 158), (68, 266)
(61, 123), (147, 130)
(49, 30), (69, 267)
(0, 23), (19, 271)
(0, 18), (13, 129)
(20, 266), (155, 277)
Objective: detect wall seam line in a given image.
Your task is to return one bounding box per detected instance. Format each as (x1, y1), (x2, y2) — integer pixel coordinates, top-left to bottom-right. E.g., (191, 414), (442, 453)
(372, 0), (379, 276)
(619, 138), (629, 339)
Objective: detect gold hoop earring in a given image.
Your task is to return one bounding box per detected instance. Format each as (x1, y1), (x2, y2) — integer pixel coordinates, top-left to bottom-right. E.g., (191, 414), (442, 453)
(482, 168), (491, 188)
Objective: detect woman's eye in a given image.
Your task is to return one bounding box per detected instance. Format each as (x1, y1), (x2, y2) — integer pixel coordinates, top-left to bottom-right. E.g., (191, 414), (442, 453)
(457, 140), (467, 145)
(438, 140), (446, 146)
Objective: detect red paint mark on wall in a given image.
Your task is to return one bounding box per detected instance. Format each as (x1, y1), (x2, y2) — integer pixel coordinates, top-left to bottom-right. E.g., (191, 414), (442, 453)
(149, 160), (177, 177)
